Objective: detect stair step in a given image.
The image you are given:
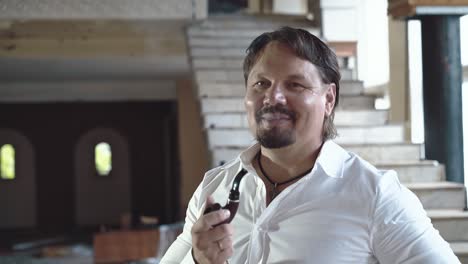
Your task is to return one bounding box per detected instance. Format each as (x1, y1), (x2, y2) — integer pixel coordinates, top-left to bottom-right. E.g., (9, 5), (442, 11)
(345, 143), (421, 164)
(450, 242), (468, 263)
(189, 38), (252, 48)
(338, 95), (375, 110)
(192, 15), (319, 30)
(194, 68), (354, 82)
(207, 125), (405, 148)
(197, 80), (365, 97)
(334, 110), (387, 126)
(212, 143), (423, 167)
(201, 98), (245, 113)
(379, 162), (445, 183)
(428, 210), (468, 242)
(211, 145), (441, 182)
(204, 110), (388, 129)
(334, 125), (405, 144)
(201, 96), (376, 114)
(407, 182), (465, 210)
(187, 27), (319, 39)
(191, 48), (247, 58)
(207, 129), (253, 148)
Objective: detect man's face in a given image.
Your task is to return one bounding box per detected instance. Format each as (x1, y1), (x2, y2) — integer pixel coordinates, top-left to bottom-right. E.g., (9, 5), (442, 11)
(244, 42), (336, 149)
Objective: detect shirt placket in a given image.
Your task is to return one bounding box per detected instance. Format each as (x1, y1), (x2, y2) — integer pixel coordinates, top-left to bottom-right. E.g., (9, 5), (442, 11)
(247, 176), (268, 263)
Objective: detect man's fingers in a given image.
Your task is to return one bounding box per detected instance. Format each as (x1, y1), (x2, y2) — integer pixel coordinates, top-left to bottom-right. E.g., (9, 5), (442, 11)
(204, 195), (215, 209)
(216, 235), (233, 251)
(197, 223), (234, 243)
(193, 208), (230, 232)
(204, 209), (230, 228)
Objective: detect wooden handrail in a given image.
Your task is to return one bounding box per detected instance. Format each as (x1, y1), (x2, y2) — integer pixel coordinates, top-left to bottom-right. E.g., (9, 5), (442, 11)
(327, 41), (357, 58)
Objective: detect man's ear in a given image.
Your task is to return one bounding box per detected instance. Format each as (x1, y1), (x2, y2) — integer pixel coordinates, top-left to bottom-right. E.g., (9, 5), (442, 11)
(324, 83), (336, 117)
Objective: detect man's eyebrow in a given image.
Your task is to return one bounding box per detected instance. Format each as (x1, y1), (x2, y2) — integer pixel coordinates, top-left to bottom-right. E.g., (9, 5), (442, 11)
(287, 74), (307, 80)
(250, 72), (266, 78)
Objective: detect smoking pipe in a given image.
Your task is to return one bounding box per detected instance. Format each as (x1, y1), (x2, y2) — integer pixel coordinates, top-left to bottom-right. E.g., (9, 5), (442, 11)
(204, 168), (248, 227)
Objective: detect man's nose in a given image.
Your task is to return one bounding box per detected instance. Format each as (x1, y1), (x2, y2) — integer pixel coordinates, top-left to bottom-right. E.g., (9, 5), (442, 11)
(263, 84), (286, 106)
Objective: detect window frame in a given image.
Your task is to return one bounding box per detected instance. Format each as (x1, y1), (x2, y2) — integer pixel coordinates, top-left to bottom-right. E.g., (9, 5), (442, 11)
(0, 143), (16, 181)
(94, 142), (113, 177)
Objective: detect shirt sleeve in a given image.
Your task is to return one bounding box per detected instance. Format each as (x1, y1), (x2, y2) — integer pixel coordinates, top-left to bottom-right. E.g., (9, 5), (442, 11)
(159, 183), (203, 264)
(371, 171), (460, 264)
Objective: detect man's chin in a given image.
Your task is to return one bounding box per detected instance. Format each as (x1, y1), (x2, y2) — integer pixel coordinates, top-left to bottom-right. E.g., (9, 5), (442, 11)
(256, 131), (295, 149)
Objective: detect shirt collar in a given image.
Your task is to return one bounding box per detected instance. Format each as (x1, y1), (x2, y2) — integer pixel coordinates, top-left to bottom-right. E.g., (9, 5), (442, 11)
(234, 140), (350, 179)
(315, 140), (350, 178)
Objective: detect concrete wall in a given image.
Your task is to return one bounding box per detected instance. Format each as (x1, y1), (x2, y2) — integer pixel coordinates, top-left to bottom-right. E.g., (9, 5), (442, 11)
(388, 18), (409, 130)
(0, 130), (36, 228)
(273, 0), (308, 15)
(321, 0), (390, 89)
(177, 80), (210, 207)
(75, 128), (131, 226)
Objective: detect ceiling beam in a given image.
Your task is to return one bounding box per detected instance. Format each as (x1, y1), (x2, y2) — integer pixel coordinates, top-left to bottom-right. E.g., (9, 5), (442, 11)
(0, 0), (193, 20)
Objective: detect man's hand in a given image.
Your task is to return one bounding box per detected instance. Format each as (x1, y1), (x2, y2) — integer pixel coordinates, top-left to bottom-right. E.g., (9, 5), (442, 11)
(191, 196), (234, 264)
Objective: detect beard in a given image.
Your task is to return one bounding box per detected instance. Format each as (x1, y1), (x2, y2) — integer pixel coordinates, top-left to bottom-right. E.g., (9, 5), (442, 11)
(255, 105), (297, 149)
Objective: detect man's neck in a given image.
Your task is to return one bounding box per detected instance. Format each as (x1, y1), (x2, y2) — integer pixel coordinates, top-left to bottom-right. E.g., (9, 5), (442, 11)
(259, 140), (324, 183)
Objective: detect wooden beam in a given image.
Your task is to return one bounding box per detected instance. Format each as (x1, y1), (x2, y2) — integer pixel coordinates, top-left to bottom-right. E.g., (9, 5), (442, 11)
(0, 0), (192, 20)
(0, 80), (177, 102)
(0, 20), (187, 58)
(464, 65), (468, 82)
(388, 0), (468, 18)
(327, 41), (357, 58)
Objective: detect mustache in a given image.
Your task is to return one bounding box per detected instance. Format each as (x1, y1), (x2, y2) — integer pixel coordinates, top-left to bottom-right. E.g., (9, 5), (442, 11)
(255, 105), (297, 122)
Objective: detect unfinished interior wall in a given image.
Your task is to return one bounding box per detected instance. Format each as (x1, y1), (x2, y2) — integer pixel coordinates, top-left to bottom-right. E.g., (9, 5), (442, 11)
(177, 79), (210, 208)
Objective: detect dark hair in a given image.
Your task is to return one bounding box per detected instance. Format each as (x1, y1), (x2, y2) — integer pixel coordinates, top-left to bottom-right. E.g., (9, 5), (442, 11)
(243, 26), (340, 140)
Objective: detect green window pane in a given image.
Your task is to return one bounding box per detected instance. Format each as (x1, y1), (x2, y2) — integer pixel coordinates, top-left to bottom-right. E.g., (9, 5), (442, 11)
(1, 144), (15, 180)
(95, 142), (112, 176)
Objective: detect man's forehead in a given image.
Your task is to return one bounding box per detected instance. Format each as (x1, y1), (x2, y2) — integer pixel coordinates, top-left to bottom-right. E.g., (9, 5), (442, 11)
(251, 72), (308, 80)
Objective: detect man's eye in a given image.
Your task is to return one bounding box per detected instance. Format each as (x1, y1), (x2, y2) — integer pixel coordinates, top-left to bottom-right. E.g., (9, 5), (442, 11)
(253, 81), (268, 88)
(288, 82), (306, 90)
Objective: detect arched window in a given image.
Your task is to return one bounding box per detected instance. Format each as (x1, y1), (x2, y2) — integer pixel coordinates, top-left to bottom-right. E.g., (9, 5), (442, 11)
(0, 144), (15, 180)
(95, 142), (112, 176)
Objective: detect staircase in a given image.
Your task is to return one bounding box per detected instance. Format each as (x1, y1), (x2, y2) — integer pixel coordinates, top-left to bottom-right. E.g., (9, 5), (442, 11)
(186, 15), (468, 262)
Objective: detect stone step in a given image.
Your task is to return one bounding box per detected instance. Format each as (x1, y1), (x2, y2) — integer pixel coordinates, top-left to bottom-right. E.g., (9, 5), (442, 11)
(189, 38), (252, 48)
(338, 95), (376, 110)
(192, 16), (319, 30)
(212, 143), (423, 167)
(197, 80), (365, 97)
(334, 124), (405, 144)
(192, 58), (245, 69)
(450, 242), (468, 263)
(187, 27), (319, 39)
(427, 210), (468, 242)
(200, 96), (376, 114)
(191, 47), (355, 64)
(207, 125), (405, 148)
(332, 110), (388, 126)
(344, 143), (422, 165)
(204, 110), (388, 129)
(378, 161), (445, 183)
(211, 148), (441, 182)
(193, 65), (354, 81)
(407, 182), (465, 210)
(191, 47), (248, 58)
(195, 69), (355, 84)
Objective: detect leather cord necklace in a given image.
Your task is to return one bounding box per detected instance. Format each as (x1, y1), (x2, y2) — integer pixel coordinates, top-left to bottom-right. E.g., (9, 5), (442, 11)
(256, 152), (312, 200)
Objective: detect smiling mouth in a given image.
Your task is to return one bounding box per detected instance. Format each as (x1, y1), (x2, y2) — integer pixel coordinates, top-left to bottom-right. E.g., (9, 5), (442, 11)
(261, 113), (292, 121)
(255, 105), (297, 125)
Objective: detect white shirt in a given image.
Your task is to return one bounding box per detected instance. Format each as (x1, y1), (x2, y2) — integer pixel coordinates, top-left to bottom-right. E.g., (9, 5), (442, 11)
(160, 140), (459, 263)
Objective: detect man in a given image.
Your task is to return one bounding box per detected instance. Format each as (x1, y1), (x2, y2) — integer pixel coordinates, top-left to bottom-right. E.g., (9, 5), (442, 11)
(161, 27), (459, 263)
